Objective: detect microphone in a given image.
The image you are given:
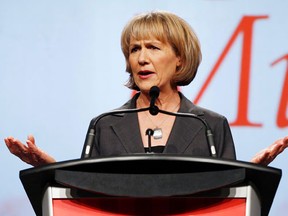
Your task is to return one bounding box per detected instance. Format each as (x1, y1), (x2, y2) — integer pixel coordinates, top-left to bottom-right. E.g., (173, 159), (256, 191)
(149, 86), (160, 115)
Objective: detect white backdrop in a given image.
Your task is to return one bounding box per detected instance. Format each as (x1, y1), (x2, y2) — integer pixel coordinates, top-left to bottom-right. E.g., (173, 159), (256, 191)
(0, 0), (287, 215)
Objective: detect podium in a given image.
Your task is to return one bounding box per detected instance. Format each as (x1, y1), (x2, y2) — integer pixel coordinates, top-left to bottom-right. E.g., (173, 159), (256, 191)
(20, 154), (281, 216)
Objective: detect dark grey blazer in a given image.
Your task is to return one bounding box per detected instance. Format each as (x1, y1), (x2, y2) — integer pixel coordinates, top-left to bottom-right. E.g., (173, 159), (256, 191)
(84, 92), (236, 160)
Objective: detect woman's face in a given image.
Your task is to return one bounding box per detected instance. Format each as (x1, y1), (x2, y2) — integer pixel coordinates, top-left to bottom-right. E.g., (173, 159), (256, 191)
(128, 37), (181, 94)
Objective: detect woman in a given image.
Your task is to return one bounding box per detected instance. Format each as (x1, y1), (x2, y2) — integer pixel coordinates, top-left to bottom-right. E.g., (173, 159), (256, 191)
(4, 11), (288, 166)
(85, 11), (235, 159)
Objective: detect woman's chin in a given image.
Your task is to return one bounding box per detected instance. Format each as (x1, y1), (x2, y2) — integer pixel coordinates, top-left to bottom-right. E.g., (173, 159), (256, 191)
(137, 83), (159, 92)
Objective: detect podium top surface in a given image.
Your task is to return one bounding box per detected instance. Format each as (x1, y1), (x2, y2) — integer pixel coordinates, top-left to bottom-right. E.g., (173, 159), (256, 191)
(20, 154), (282, 216)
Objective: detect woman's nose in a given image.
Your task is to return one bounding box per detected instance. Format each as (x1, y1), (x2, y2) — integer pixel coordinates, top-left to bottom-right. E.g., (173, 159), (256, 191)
(138, 49), (149, 65)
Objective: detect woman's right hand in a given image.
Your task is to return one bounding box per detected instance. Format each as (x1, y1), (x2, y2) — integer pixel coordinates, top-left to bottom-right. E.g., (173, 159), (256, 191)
(4, 135), (56, 167)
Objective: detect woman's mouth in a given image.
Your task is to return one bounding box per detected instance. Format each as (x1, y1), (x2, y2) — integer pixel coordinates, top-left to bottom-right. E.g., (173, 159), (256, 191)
(138, 71), (154, 79)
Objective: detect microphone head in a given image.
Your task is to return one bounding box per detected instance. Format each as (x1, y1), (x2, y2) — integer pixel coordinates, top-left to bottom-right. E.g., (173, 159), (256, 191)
(149, 86), (160, 98)
(149, 86), (160, 116)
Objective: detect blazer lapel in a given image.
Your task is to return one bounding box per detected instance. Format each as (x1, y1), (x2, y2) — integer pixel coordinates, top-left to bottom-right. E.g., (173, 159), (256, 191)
(110, 94), (145, 153)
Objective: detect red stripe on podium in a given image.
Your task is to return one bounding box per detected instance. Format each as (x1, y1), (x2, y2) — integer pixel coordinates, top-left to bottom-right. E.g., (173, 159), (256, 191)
(53, 197), (246, 215)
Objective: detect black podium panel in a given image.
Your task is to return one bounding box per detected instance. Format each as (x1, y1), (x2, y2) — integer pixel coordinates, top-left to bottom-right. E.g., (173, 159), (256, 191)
(20, 154), (281, 216)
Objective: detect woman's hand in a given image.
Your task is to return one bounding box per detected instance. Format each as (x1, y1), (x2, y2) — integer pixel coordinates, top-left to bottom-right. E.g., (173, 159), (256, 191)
(4, 135), (56, 167)
(251, 136), (288, 166)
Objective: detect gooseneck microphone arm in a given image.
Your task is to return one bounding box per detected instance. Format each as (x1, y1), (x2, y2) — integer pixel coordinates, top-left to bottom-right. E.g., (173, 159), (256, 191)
(157, 109), (217, 157)
(81, 106), (150, 158)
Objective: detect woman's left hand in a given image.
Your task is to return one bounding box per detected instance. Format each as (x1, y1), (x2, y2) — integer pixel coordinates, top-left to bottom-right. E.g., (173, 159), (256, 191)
(251, 136), (288, 166)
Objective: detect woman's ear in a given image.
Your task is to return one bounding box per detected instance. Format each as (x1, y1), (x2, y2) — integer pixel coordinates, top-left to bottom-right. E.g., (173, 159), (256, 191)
(176, 56), (182, 71)
(176, 56), (182, 67)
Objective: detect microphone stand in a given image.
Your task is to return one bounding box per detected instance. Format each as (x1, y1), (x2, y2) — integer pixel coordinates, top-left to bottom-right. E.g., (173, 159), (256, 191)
(145, 128), (154, 153)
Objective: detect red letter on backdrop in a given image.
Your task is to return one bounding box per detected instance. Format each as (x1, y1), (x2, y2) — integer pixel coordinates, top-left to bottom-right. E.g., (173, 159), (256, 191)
(271, 54), (288, 128)
(193, 16), (268, 127)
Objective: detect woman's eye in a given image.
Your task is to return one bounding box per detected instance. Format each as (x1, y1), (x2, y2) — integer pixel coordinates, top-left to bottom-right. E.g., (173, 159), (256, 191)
(130, 47), (139, 53)
(149, 45), (159, 50)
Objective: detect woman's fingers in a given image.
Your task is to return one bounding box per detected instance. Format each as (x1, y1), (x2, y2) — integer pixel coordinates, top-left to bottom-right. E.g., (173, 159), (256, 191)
(27, 135), (35, 145)
(251, 136), (288, 166)
(5, 137), (26, 155)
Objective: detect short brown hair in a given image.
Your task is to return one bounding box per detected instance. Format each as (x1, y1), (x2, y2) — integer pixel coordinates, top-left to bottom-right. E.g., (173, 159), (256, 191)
(121, 11), (202, 90)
